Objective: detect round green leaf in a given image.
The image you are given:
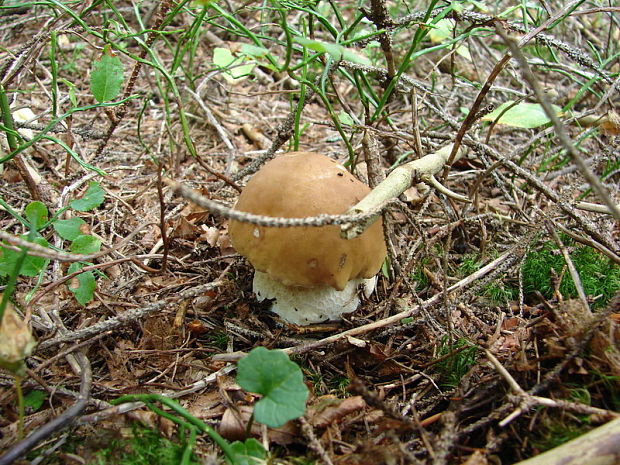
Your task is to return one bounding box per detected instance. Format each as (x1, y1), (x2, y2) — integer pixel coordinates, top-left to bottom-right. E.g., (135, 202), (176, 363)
(25, 201), (49, 230)
(0, 235), (50, 277)
(70, 182), (105, 212)
(70, 235), (101, 254)
(53, 217), (87, 241)
(67, 263), (96, 305)
(237, 347), (308, 428)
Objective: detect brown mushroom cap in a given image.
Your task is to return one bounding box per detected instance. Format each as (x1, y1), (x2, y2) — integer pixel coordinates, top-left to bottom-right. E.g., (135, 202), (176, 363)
(229, 151), (386, 290)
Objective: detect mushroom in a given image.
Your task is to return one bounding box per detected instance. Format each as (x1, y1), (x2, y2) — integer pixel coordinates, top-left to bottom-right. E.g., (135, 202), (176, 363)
(228, 151), (386, 325)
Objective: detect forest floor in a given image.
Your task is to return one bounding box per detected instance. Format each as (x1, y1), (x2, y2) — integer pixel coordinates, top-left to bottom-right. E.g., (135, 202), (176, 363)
(0, 1), (619, 464)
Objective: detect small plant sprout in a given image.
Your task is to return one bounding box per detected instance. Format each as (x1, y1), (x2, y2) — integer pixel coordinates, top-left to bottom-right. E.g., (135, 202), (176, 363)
(228, 152), (387, 325)
(0, 182), (106, 305)
(111, 347), (308, 464)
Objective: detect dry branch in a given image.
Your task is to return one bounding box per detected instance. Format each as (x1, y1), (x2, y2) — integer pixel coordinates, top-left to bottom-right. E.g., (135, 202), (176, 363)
(340, 144), (468, 239)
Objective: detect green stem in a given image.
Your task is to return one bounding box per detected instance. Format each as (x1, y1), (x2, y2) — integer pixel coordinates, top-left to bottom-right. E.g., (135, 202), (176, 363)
(0, 239), (31, 326)
(112, 394), (238, 462)
(0, 83), (18, 151)
(293, 75), (355, 163)
(370, 0), (443, 121)
(0, 97), (137, 165)
(15, 375), (25, 440)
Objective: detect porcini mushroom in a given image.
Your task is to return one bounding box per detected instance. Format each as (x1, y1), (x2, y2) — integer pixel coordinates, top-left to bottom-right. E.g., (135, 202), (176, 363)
(228, 151), (386, 325)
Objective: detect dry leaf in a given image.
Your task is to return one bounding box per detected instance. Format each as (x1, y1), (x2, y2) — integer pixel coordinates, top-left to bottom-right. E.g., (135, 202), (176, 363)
(338, 442), (403, 465)
(307, 395), (366, 428)
(600, 110), (620, 136)
(553, 300), (595, 338)
(141, 314), (183, 351)
(0, 302), (36, 376)
(187, 392), (225, 420)
(199, 225), (221, 246)
(219, 405), (298, 445)
(460, 450), (489, 465)
(169, 217), (201, 240)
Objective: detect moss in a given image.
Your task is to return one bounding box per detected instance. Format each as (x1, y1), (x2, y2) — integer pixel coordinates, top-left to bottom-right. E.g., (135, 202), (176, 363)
(91, 425), (198, 465)
(436, 337), (478, 389)
(523, 242), (620, 307)
(456, 254), (518, 304)
(531, 415), (591, 452)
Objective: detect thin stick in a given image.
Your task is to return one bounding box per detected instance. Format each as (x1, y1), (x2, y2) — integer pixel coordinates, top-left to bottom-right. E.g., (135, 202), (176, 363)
(496, 23), (620, 221)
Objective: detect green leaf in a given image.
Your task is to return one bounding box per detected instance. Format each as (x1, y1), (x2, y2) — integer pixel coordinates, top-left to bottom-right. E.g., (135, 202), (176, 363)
(482, 101), (562, 129)
(53, 217), (87, 241)
(240, 43), (270, 58)
(70, 235), (101, 255)
(191, 0), (217, 6)
(24, 201), (48, 230)
(229, 438), (267, 465)
(429, 18), (454, 43)
(338, 110), (355, 126)
(90, 52), (124, 103)
(237, 347), (308, 428)
(294, 37), (371, 65)
(213, 47), (255, 81)
(70, 182), (105, 212)
(67, 262), (96, 305)
(213, 47), (236, 68)
(24, 390), (47, 411)
(61, 78), (78, 107)
(0, 236), (49, 277)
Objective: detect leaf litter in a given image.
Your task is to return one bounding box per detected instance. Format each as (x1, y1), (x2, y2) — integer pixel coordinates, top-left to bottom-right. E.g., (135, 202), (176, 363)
(0, 2), (619, 464)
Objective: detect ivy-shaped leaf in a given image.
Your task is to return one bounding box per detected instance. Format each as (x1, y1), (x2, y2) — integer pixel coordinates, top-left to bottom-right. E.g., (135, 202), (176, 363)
(213, 47), (255, 81)
(338, 110), (355, 126)
(237, 347), (308, 428)
(482, 101), (562, 129)
(240, 43), (270, 58)
(24, 390), (47, 412)
(229, 438), (267, 465)
(294, 37), (370, 65)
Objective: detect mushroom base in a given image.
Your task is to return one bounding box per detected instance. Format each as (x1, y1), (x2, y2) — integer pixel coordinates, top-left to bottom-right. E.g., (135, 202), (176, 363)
(253, 270), (376, 325)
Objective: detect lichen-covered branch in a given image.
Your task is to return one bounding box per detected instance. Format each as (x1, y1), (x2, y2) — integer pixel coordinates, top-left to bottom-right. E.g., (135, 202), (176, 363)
(341, 144), (467, 239)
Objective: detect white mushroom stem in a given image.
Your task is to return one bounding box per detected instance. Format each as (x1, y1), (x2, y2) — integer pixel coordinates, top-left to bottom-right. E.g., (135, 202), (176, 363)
(341, 144), (468, 239)
(253, 271), (376, 326)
